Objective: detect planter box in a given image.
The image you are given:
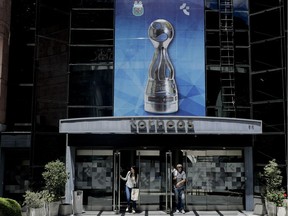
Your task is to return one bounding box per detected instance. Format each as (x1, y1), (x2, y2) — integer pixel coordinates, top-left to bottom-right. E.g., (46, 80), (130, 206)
(46, 201), (61, 216)
(59, 203), (73, 216)
(29, 207), (46, 216)
(254, 203), (266, 215)
(277, 207), (286, 216)
(265, 200), (277, 216)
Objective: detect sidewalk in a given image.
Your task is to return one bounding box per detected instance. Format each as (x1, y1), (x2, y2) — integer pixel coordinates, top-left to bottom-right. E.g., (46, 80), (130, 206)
(80, 210), (257, 216)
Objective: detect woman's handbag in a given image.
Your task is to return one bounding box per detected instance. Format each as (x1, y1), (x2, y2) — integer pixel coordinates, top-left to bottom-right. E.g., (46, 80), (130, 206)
(131, 188), (140, 201)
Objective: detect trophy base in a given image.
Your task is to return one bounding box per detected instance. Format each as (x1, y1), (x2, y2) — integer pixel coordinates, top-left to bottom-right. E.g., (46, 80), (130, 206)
(144, 96), (178, 114)
(144, 78), (178, 114)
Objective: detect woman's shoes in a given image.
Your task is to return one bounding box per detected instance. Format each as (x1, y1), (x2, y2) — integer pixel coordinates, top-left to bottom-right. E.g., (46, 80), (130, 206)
(125, 207), (129, 212)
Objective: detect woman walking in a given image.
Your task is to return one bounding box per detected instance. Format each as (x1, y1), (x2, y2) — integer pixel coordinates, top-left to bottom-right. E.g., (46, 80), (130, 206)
(120, 165), (139, 213)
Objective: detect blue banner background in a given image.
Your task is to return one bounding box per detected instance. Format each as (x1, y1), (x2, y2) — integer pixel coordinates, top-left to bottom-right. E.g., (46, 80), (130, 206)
(114, 0), (205, 116)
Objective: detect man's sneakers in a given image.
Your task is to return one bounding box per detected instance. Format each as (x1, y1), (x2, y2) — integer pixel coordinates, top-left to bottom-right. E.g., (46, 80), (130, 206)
(125, 207), (136, 214)
(175, 209), (185, 214)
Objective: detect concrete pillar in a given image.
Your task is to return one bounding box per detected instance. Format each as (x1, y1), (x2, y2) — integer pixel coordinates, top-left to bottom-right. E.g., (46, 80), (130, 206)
(244, 146), (254, 211)
(65, 138), (75, 204)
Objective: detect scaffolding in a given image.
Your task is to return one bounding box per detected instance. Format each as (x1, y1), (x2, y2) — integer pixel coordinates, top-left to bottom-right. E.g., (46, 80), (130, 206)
(219, 0), (236, 117)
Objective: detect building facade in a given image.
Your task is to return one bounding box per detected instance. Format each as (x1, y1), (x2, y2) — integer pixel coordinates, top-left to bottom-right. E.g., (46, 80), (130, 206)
(0, 0), (286, 212)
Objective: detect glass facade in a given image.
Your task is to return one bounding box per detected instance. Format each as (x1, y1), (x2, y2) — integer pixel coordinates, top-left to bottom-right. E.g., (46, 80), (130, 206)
(69, 4), (114, 118)
(0, 0), (287, 211)
(250, 0), (287, 175)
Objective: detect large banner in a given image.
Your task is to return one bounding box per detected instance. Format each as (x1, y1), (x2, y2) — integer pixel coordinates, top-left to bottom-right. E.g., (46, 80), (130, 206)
(114, 0), (205, 116)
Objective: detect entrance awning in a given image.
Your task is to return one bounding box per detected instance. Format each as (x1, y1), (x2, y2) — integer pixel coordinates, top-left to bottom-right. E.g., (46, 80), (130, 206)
(59, 116), (262, 135)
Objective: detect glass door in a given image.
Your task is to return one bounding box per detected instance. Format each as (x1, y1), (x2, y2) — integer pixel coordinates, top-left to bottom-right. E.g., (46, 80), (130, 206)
(136, 150), (173, 212)
(182, 150), (244, 210)
(165, 151), (173, 213)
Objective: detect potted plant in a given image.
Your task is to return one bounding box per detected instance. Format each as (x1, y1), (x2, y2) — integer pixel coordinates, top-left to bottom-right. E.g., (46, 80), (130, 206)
(270, 191), (287, 216)
(23, 190), (45, 216)
(42, 159), (69, 216)
(260, 159), (286, 216)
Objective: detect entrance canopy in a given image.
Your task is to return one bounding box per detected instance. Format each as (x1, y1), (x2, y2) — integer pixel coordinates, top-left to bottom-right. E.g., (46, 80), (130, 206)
(59, 116), (262, 135)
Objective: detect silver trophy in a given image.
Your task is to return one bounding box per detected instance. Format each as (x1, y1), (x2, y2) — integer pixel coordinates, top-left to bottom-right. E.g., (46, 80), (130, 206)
(144, 19), (178, 114)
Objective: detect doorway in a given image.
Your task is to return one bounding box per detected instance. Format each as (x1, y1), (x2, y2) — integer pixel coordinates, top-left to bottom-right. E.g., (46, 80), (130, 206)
(73, 148), (245, 212)
(114, 150), (173, 212)
(135, 150), (173, 212)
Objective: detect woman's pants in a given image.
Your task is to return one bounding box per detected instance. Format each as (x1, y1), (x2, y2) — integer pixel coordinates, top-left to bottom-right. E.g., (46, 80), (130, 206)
(125, 185), (136, 209)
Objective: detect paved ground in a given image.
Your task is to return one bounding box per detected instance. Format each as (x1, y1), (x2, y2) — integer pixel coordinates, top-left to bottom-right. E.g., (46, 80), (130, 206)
(78, 210), (257, 216)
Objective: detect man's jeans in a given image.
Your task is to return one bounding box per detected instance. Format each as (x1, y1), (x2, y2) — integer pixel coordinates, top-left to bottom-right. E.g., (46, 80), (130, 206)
(174, 185), (185, 210)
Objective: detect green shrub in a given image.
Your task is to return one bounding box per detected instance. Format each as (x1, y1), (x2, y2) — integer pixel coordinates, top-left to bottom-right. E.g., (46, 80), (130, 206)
(23, 190), (45, 208)
(0, 197), (21, 216)
(42, 159), (69, 201)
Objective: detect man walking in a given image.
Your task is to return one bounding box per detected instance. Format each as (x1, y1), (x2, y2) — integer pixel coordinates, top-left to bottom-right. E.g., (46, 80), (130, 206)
(173, 164), (187, 214)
